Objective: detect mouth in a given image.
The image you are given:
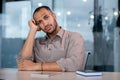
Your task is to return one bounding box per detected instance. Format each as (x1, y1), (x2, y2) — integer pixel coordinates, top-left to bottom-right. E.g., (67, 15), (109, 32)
(45, 25), (51, 31)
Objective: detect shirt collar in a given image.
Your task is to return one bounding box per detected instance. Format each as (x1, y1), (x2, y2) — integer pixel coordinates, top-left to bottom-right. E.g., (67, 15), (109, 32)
(56, 28), (65, 39)
(44, 28), (65, 40)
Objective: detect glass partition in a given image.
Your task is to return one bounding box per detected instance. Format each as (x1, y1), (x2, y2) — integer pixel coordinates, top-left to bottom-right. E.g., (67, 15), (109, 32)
(0, 0), (119, 72)
(1, 1), (31, 68)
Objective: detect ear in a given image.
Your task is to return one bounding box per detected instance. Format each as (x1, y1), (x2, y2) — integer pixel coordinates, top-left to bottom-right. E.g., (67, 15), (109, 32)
(52, 13), (56, 19)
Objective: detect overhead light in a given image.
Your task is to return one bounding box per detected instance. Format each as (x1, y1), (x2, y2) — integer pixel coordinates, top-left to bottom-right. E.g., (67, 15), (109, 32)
(90, 15), (94, 19)
(67, 11), (71, 15)
(83, 0), (87, 2)
(38, 3), (42, 7)
(57, 12), (61, 16)
(114, 11), (118, 16)
(104, 16), (108, 20)
(77, 24), (81, 27)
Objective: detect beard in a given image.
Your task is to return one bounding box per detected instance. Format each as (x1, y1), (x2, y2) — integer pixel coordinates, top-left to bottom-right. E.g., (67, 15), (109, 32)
(45, 19), (58, 35)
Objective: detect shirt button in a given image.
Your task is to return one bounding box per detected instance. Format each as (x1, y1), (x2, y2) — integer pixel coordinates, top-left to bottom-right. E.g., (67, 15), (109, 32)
(48, 48), (51, 50)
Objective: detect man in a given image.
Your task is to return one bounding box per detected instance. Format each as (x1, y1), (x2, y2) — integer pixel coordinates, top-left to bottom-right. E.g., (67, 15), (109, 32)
(17, 6), (85, 72)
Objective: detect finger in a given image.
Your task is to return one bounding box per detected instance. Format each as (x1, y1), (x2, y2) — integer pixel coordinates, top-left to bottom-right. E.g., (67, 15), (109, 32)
(18, 67), (25, 71)
(31, 18), (35, 22)
(17, 61), (23, 66)
(30, 19), (36, 25)
(17, 61), (25, 69)
(37, 26), (41, 31)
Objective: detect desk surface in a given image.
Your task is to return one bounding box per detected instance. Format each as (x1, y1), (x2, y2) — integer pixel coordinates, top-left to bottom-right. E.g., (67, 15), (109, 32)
(0, 68), (120, 80)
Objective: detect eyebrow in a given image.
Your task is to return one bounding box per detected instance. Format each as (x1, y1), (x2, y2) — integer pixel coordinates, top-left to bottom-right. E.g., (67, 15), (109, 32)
(38, 12), (49, 20)
(44, 14), (49, 18)
(36, 13), (50, 24)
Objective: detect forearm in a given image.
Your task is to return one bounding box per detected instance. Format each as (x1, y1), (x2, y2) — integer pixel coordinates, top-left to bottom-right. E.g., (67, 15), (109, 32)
(18, 60), (62, 71)
(35, 62), (62, 71)
(42, 62), (62, 71)
(18, 60), (42, 71)
(19, 29), (36, 57)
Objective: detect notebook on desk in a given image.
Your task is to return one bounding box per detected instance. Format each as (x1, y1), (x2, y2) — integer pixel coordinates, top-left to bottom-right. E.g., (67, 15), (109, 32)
(76, 70), (102, 76)
(31, 72), (61, 78)
(76, 52), (102, 76)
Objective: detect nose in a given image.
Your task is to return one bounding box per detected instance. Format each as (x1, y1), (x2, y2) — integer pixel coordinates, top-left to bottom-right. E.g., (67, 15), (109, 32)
(42, 20), (48, 26)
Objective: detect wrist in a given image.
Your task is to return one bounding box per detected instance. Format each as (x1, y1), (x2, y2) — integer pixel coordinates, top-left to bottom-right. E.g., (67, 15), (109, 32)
(28, 29), (37, 37)
(41, 62), (43, 71)
(35, 62), (43, 71)
(30, 28), (37, 33)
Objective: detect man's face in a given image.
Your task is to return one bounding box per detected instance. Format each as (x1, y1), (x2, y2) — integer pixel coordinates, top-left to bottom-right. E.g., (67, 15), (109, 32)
(34, 8), (57, 34)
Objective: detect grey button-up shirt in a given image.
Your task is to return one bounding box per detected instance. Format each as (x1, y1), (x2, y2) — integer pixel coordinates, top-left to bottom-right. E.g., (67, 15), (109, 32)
(32, 28), (85, 71)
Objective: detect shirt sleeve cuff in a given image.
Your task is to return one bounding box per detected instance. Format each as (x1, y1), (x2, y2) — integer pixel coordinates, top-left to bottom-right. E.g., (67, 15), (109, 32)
(56, 60), (66, 72)
(16, 54), (33, 61)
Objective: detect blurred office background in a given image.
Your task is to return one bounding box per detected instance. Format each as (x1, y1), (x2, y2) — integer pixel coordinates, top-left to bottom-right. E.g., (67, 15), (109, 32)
(0, 0), (120, 72)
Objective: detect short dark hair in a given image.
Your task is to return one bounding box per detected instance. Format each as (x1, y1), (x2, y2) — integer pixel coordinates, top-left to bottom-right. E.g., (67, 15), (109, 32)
(33, 6), (52, 18)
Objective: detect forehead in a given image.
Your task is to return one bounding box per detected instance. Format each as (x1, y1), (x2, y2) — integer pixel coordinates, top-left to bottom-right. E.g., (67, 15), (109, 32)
(34, 8), (50, 20)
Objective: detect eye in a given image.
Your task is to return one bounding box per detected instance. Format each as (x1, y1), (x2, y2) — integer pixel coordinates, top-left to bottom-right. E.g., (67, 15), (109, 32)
(44, 15), (49, 20)
(36, 20), (42, 25)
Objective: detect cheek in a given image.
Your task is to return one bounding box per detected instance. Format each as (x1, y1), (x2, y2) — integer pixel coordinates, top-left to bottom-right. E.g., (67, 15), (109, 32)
(39, 24), (44, 29)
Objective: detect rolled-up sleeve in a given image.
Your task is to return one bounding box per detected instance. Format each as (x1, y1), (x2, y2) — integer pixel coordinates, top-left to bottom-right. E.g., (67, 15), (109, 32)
(16, 39), (38, 62)
(56, 33), (85, 71)
(16, 54), (33, 61)
(16, 47), (35, 62)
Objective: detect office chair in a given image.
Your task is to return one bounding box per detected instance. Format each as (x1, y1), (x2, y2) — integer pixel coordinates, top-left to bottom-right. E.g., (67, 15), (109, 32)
(83, 52), (91, 70)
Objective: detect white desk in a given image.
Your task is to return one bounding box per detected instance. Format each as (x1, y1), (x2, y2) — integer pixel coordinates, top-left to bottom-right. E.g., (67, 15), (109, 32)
(0, 68), (119, 80)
